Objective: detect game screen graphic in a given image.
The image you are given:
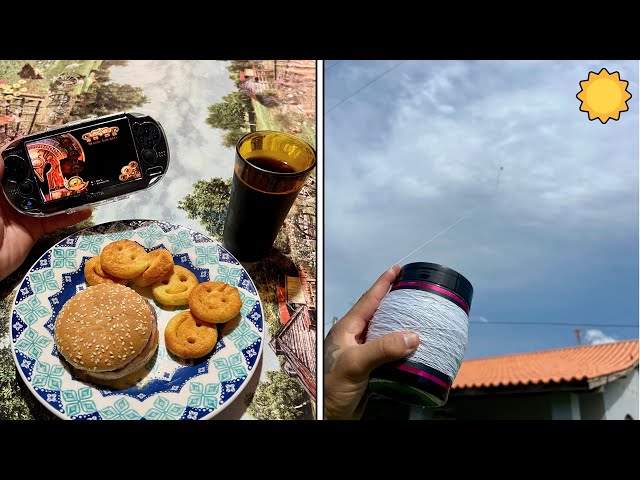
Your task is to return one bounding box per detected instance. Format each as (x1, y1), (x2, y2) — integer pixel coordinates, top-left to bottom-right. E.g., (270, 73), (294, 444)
(25, 117), (141, 203)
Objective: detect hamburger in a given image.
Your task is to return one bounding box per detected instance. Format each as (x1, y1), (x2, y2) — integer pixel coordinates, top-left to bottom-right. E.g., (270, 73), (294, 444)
(54, 283), (158, 385)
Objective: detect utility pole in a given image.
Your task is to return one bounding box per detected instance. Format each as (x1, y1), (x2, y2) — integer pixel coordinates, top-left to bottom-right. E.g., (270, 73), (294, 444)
(575, 328), (582, 345)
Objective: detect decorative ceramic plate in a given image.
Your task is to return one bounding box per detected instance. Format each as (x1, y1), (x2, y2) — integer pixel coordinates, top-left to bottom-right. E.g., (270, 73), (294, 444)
(10, 220), (263, 420)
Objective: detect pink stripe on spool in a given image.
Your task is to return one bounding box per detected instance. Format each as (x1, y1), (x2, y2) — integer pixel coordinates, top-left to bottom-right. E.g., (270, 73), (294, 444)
(395, 363), (450, 390)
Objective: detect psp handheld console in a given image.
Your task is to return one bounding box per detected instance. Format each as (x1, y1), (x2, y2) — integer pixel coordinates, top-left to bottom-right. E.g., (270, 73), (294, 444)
(1, 112), (169, 217)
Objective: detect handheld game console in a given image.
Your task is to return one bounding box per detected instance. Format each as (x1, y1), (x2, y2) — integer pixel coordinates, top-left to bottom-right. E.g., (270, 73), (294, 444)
(1, 112), (169, 216)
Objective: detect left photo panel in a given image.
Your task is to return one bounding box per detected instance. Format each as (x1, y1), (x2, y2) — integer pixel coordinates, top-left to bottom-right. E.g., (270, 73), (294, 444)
(0, 60), (317, 420)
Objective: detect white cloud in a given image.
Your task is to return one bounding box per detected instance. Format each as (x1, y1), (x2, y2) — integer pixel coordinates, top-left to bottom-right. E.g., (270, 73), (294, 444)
(325, 60), (638, 337)
(92, 60), (236, 235)
(584, 329), (617, 345)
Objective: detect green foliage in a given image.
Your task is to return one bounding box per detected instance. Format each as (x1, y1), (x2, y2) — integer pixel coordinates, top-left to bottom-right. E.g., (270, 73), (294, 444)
(0, 295), (10, 341)
(247, 370), (307, 420)
(277, 354), (287, 368)
(0, 60), (26, 83)
(70, 82), (149, 119)
(178, 178), (231, 241)
(226, 60), (251, 74)
(205, 91), (249, 131)
(221, 128), (246, 149)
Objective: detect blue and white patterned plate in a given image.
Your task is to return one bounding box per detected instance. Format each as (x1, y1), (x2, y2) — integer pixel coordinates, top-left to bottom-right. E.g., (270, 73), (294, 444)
(10, 220), (263, 420)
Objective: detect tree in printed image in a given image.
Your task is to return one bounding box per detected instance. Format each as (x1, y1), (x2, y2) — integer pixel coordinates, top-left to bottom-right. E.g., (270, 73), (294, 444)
(70, 83), (149, 120)
(246, 368), (309, 420)
(177, 178), (231, 242)
(221, 128), (246, 149)
(205, 91), (249, 131)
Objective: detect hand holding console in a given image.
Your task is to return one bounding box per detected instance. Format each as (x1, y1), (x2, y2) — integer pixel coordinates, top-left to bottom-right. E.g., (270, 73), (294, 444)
(1, 112), (169, 217)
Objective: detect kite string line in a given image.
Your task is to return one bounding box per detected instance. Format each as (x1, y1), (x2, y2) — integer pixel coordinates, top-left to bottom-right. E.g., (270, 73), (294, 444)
(392, 167), (503, 267)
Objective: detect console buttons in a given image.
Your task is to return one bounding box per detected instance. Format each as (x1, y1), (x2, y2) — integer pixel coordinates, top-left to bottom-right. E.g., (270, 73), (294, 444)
(141, 149), (157, 165)
(21, 198), (37, 210)
(18, 180), (34, 196)
(146, 166), (164, 176)
(3, 155), (28, 182)
(134, 122), (161, 148)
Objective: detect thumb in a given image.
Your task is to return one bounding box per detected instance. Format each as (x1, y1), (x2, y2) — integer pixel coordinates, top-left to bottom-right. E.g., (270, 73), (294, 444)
(357, 331), (420, 374)
(41, 208), (92, 235)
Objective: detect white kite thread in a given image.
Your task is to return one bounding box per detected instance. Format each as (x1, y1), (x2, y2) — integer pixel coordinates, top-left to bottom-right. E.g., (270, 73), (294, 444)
(393, 166), (503, 267)
(366, 288), (468, 379)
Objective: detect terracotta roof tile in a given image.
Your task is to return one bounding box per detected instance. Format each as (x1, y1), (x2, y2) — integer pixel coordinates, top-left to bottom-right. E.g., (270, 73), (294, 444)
(453, 339), (639, 389)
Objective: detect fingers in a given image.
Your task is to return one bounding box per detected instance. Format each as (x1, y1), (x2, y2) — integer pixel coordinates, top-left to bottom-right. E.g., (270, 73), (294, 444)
(41, 208), (92, 235)
(350, 331), (419, 376)
(339, 265), (400, 336)
(0, 136), (23, 155)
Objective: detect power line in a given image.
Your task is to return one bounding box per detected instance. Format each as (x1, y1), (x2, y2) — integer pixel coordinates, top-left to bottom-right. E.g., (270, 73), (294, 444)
(325, 61), (341, 70)
(327, 60), (408, 114)
(469, 321), (637, 327)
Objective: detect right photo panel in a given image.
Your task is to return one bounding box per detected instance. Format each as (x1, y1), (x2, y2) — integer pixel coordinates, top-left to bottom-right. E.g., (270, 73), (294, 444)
(323, 60), (639, 420)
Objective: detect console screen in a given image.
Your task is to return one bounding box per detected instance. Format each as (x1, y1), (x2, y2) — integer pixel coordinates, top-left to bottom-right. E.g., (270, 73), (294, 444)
(25, 117), (141, 203)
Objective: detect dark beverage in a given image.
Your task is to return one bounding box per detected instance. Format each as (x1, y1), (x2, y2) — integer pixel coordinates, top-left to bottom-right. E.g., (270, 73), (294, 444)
(224, 174), (300, 261)
(223, 131), (315, 262)
(245, 156), (297, 174)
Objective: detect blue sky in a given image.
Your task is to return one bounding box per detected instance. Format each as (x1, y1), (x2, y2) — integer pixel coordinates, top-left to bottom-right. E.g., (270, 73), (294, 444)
(324, 60), (639, 359)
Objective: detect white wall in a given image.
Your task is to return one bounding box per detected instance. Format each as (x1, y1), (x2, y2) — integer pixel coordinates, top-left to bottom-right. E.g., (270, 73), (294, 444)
(603, 367), (638, 420)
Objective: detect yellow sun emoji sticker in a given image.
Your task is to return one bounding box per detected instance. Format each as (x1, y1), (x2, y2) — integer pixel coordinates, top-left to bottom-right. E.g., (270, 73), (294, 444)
(577, 68), (632, 124)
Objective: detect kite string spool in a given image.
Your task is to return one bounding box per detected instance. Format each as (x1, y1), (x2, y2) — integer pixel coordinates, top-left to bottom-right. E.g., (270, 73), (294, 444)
(366, 262), (473, 407)
(367, 288), (469, 380)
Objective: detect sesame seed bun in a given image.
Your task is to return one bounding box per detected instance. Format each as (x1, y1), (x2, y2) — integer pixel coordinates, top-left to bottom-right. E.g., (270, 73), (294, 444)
(54, 283), (158, 381)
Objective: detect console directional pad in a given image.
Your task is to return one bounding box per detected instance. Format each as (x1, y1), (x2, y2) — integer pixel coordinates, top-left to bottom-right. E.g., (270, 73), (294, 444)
(134, 122), (161, 149)
(3, 155), (28, 182)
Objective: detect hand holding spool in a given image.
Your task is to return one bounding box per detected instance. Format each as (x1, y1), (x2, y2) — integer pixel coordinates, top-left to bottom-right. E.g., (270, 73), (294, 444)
(324, 265), (420, 420)
(324, 262), (473, 420)
(366, 262), (473, 409)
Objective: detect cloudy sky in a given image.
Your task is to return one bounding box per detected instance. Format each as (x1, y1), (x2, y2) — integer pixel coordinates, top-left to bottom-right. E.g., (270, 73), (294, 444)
(324, 60), (638, 358)
(93, 60), (236, 233)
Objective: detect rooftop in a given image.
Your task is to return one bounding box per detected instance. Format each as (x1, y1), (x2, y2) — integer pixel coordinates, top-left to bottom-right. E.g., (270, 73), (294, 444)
(453, 339), (639, 389)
